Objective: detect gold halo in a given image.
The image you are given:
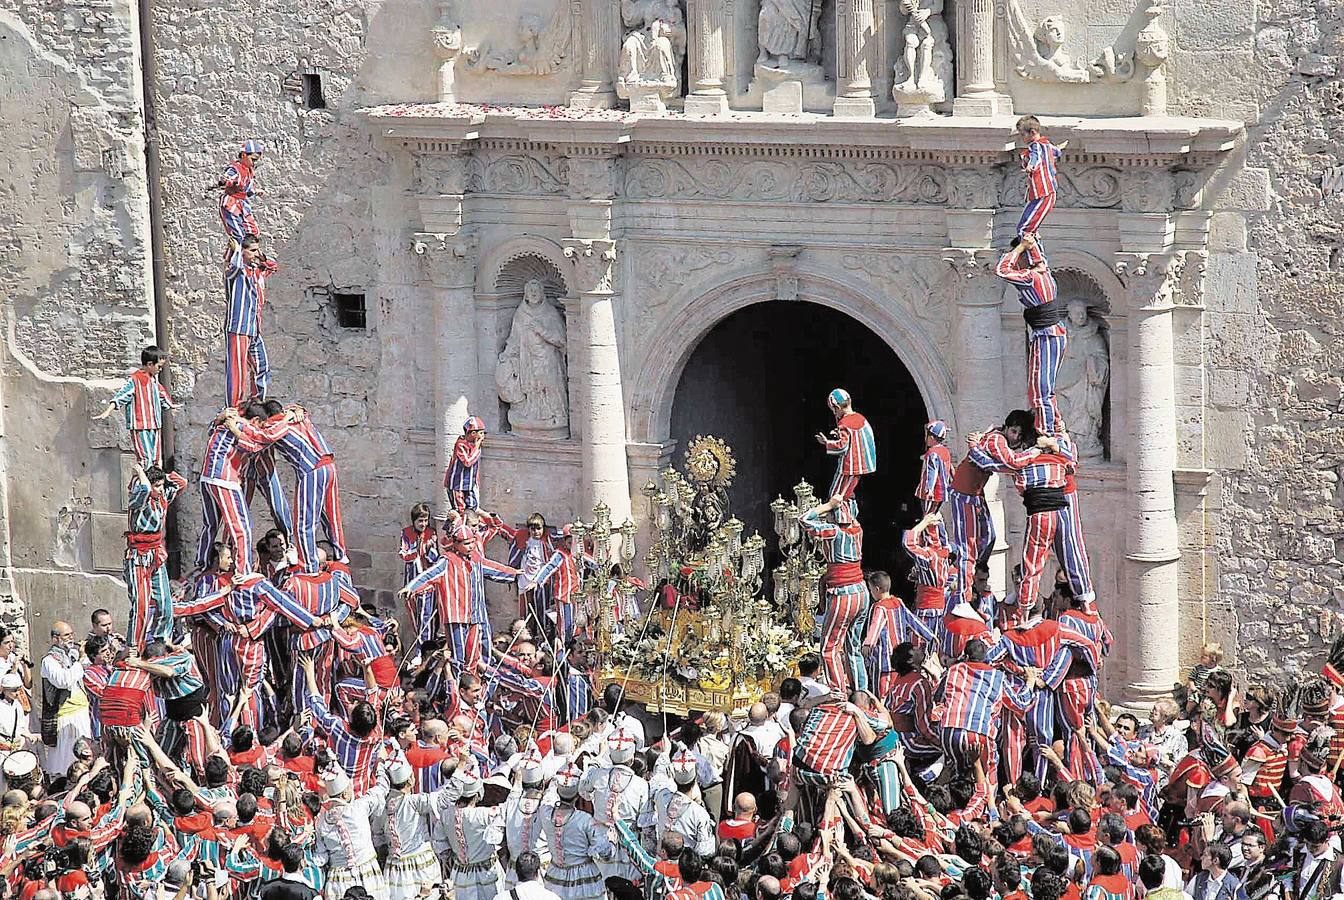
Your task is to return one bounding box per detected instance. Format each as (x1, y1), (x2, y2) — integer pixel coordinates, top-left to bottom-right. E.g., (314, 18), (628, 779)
(683, 435), (737, 489)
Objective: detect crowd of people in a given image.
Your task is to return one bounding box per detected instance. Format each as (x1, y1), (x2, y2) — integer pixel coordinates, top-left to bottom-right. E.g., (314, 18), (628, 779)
(2, 123), (1332, 900)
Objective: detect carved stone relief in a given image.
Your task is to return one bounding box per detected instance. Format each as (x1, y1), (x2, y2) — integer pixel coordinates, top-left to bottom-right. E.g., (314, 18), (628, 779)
(624, 157), (947, 203)
(466, 150), (570, 195)
(626, 242), (739, 342)
(462, 1), (575, 75)
(891, 0), (953, 114)
(1000, 164), (1123, 209)
(497, 276), (571, 437)
(840, 252), (954, 346)
(1004, 0), (1135, 83)
(618, 0), (686, 111)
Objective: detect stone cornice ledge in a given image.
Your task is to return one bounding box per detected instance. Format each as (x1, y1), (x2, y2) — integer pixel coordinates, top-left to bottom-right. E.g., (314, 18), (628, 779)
(363, 104), (1243, 166)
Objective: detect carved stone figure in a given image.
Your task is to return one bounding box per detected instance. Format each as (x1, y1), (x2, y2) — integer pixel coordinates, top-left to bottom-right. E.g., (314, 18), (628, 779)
(1005, 0), (1135, 83)
(1056, 299), (1109, 458)
(756, 0), (820, 68)
(430, 1), (463, 102)
(463, 4), (573, 76)
(496, 279), (570, 436)
(621, 0), (687, 63)
(617, 17), (681, 111)
(892, 0), (953, 115)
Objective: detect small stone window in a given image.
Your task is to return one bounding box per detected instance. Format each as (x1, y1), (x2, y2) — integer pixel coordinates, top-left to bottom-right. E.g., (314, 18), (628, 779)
(332, 292), (366, 329)
(301, 73), (327, 110)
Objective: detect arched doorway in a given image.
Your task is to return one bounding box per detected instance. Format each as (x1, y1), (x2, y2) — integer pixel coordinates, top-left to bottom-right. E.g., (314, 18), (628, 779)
(670, 301), (929, 578)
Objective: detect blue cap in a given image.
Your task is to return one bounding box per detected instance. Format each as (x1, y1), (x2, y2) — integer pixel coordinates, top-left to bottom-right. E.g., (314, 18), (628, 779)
(827, 388), (851, 408)
(241, 140), (264, 155)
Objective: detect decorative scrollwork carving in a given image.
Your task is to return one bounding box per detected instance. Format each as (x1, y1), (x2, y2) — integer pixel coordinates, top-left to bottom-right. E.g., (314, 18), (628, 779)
(466, 152), (570, 195)
(623, 158), (948, 204)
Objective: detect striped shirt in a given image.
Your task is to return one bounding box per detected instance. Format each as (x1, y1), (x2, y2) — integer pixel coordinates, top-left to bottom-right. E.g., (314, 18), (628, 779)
(199, 422), (247, 486)
(885, 672), (940, 749)
(989, 620), (1096, 689)
(399, 526), (439, 583)
(937, 661), (1033, 734)
(918, 444), (953, 503)
(1014, 437), (1078, 492)
(444, 436), (482, 492)
(824, 412), (878, 475)
(307, 692), (381, 793)
(966, 430), (1042, 474)
(275, 564), (359, 650)
(148, 650), (205, 700)
(997, 253), (1058, 310)
(239, 408), (333, 472)
(223, 243), (277, 337)
(866, 595), (936, 662)
(903, 529), (950, 587)
(110, 369), (174, 430)
(1058, 610), (1113, 657)
(1022, 137), (1063, 199)
(794, 703), (858, 775)
(800, 510), (863, 565)
(128, 472), (187, 535)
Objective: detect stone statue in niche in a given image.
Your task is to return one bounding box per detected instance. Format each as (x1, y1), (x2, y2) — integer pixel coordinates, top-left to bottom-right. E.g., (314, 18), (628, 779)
(756, 0), (821, 68)
(891, 0), (953, 116)
(496, 278), (570, 437)
(1056, 299), (1110, 459)
(1004, 0), (1135, 83)
(462, 4), (573, 76)
(618, 17), (681, 112)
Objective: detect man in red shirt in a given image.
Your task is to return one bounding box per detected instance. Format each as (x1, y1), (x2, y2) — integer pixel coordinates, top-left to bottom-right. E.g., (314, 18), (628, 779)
(716, 793), (759, 842)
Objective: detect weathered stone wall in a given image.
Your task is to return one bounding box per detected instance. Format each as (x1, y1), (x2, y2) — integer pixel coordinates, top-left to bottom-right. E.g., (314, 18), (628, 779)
(1202, 0), (1344, 675)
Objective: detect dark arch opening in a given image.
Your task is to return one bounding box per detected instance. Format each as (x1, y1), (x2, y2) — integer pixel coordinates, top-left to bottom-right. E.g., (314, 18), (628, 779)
(670, 300), (930, 580)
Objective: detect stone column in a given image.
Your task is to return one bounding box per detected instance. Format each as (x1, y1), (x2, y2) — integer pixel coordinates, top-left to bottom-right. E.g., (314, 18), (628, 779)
(685, 0), (730, 115)
(570, 0), (619, 109)
(1115, 250), (1184, 703)
(563, 238), (632, 522)
(834, 0), (877, 117)
(944, 245), (1010, 594)
(413, 231), (480, 518)
(952, 0), (1012, 116)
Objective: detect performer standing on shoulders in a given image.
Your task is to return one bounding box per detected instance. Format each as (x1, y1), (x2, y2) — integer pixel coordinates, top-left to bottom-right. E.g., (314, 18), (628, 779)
(917, 420), (953, 548)
(445, 417), (487, 514)
(815, 389), (877, 509)
(800, 496), (870, 696)
(998, 233), (1067, 438)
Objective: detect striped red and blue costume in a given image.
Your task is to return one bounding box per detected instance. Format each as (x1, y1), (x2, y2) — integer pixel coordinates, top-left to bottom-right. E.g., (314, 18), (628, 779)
(941, 605), (991, 662)
(935, 660), (1034, 783)
(823, 412), (878, 503)
(917, 441), (953, 547)
(483, 653), (555, 737)
(182, 570), (229, 722)
(399, 524), (441, 656)
(124, 471), (187, 651)
(792, 702), (859, 786)
(947, 431), (1041, 603)
(989, 619), (1101, 781)
(273, 560), (360, 710)
(241, 449), (293, 537)
(146, 648), (208, 765)
(885, 671), (942, 762)
(864, 594), (935, 696)
(331, 618), (399, 715)
(998, 251), (1067, 436)
(196, 420), (255, 574)
(444, 433), (483, 512)
(239, 407), (346, 572)
(110, 368), (175, 466)
(1097, 734), (1159, 822)
(1013, 437), (1095, 616)
(531, 543), (589, 647)
(498, 522), (563, 639)
(404, 538), (519, 674)
(800, 508), (869, 695)
(902, 527), (952, 639)
(306, 691), (382, 794)
(559, 654), (596, 722)
(218, 147), (260, 241)
(1018, 137), (1063, 238)
(1057, 606), (1112, 779)
(223, 241), (277, 407)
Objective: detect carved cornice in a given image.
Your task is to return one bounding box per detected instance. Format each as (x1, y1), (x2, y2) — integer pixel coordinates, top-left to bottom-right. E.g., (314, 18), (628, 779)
(563, 239), (618, 294)
(624, 157), (949, 204)
(412, 231), (479, 287)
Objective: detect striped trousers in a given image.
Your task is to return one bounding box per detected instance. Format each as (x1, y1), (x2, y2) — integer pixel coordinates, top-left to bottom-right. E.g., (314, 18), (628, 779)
(124, 550), (173, 651)
(820, 585), (870, 696)
(294, 461), (346, 572)
(1017, 193), (1056, 239)
(220, 199), (258, 242)
(198, 481), (255, 573)
(1028, 325), (1068, 437)
(947, 489), (994, 605)
(130, 429), (162, 467)
(225, 332), (270, 407)
(1018, 502), (1093, 615)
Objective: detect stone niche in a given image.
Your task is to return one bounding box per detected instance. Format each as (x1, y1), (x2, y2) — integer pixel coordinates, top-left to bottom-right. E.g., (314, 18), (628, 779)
(484, 253), (571, 438)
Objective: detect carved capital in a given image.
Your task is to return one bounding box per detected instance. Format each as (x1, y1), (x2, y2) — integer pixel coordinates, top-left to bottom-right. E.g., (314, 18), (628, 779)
(945, 167), (1001, 209)
(416, 150), (471, 195)
(563, 239), (618, 294)
(413, 231), (479, 288)
(1114, 251), (1185, 309)
(567, 154), (618, 200)
(1119, 169), (1176, 213)
(1175, 250), (1208, 306)
(942, 248), (997, 279)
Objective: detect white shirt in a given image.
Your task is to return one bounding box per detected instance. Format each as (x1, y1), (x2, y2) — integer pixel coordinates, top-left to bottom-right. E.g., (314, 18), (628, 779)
(521, 538), (548, 582)
(800, 677), (829, 700)
(509, 880), (561, 900)
(610, 711), (647, 749)
(1161, 853), (1186, 889)
(742, 721), (786, 759)
(776, 702), (796, 735)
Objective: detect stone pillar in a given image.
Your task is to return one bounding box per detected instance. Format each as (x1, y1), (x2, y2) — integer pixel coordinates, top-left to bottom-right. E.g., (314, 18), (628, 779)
(685, 0), (731, 115)
(413, 231), (480, 518)
(833, 0), (877, 117)
(570, 0), (619, 109)
(563, 239), (632, 522)
(952, 0), (1012, 116)
(945, 245), (1010, 595)
(1116, 251), (1184, 703)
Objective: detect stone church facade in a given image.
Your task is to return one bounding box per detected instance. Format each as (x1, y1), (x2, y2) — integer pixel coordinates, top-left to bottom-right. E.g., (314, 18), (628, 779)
(0, 0), (1339, 697)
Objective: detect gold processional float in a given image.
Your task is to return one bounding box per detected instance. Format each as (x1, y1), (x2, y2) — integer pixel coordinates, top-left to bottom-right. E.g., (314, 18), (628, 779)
(578, 435), (829, 716)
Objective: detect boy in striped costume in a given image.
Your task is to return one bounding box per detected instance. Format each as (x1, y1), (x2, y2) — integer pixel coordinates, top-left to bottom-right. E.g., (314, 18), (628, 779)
(398, 503), (440, 662)
(815, 388), (877, 506)
(444, 416), (486, 513)
(1011, 430), (1096, 619)
(800, 496), (870, 695)
(902, 512), (954, 639)
(498, 512), (564, 641)
(863, 571), (935, 696)
(527, 528), (590, 649)
(1015, 116), (1066, 244)
(124, 464), (188, 651)
(94, 346), (178, 467)
(917, 420), (953, 548)
(998, 233), (1067, 437)
(215, 140), (265, 241)
(223, 235), (278, 407)
(935, 638), (1038, 790)
(884, 643), (943, 769)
